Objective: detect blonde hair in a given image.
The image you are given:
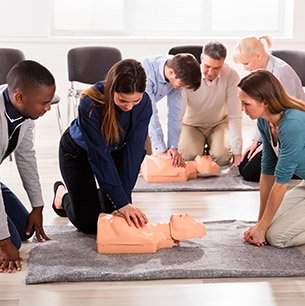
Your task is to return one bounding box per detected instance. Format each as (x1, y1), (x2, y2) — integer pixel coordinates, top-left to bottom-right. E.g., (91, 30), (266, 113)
(233, 36), (272, 63)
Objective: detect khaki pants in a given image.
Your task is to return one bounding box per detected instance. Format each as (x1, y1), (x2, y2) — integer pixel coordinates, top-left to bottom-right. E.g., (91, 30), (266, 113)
(178, 121), (231, 166)
(266, 180), (305, 248)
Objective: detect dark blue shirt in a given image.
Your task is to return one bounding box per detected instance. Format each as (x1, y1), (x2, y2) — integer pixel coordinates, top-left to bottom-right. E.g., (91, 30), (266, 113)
(70, 82), (152, 208)
(2, 89), (26, 161)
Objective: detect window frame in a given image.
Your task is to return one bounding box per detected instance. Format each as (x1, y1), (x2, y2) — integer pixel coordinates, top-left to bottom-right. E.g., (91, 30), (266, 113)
(50, 0), (293, 38)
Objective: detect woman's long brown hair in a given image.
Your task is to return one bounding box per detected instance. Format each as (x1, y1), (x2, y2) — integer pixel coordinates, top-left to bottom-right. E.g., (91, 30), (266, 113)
(81, 59), (146, 144)
(238, 69), (305, 114)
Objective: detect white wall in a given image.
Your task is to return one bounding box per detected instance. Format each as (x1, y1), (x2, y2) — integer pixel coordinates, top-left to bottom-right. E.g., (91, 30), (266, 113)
(0, 0), (305, 128)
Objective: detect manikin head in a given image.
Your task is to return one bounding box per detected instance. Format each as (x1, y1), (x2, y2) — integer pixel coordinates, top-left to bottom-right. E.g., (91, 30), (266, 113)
(195, 155), (220, 175)
(169, 214), (206, 241)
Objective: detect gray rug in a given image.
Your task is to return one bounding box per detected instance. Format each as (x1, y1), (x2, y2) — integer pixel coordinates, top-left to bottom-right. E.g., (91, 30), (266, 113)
(134, 167), (259, 192)
(26, 221), (305, 284)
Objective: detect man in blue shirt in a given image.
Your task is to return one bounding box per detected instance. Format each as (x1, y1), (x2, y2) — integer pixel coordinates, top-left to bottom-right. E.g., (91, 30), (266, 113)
(142, 54), (201, 167)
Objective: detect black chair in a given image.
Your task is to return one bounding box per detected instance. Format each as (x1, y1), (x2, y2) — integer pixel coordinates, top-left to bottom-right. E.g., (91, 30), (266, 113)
(271, 49), (305, 86)
(0, 48), (25, 161)
(168, 45), (203, 63)
(67, 46), (122, 123)
(0, 48), (63, 134)
(0, 48), (25, 85)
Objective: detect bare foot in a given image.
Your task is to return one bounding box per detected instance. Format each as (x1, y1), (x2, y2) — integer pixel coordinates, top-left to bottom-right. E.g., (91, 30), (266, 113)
(54, 185), (67, 209)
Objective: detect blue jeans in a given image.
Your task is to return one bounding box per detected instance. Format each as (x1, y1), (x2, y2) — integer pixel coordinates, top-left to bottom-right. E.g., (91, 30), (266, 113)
(1, 183), (33, 249)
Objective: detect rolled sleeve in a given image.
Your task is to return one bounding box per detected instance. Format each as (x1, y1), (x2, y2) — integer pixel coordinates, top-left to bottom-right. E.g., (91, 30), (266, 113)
(147, 90), (167, 152)
(167, 88), (184, 149)
(275, 118), (305, 184)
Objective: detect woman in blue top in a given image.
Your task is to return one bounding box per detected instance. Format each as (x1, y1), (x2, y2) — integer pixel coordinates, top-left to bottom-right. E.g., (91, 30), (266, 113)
(238, 70), (305, 248)
(53, 59), (152, 233)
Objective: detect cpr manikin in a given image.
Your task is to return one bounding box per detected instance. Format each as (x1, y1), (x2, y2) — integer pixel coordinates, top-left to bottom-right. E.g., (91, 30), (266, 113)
(141, 155), (198, 182)
(141, 153), (220, 183)
(195, 155), (220, 176)
(97, 213), (206, 254)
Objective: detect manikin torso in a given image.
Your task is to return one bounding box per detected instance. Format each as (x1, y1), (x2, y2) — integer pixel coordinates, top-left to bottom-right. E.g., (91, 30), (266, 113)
(141, 154), (219, 183)
(141, 155), (197, 182)
(97, 213), (206, 254)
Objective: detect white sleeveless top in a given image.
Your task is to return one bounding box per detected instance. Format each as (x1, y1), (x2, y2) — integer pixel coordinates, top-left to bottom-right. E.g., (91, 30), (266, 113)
(268, 125), (279, 157)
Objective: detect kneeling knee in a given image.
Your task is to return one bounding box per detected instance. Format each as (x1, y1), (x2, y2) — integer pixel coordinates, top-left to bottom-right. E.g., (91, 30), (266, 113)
(212, 154), (231, 166)
(180, 150), (197, 161)
(266, 229), (287, 248)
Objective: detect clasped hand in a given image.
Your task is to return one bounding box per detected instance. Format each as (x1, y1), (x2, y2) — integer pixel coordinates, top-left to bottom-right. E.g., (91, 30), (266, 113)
(244, 224), (267, 247)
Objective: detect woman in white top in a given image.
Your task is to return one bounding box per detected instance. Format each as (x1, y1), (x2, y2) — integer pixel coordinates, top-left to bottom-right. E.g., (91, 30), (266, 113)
(233, 36), (305, 182)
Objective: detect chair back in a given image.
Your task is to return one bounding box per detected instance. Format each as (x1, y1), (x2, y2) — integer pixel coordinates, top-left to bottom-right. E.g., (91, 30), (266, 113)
(67, 46), (122, 84)
(271, 50), (305, 86)
(0, 48), (25, 85)
(168, 45), (203, 64)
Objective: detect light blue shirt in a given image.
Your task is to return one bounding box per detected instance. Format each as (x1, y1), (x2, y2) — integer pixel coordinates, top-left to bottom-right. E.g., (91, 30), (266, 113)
(267, 55), (305, 101)
(258, 109), (305, 184)
(141, 55), (183, 152)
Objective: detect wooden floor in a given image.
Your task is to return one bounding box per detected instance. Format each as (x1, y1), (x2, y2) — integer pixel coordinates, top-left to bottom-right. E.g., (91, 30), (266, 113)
(1, 110), (305, 306)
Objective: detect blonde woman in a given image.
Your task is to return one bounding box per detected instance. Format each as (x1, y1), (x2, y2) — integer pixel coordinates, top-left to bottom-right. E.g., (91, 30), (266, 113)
(234, 36), (305, 182)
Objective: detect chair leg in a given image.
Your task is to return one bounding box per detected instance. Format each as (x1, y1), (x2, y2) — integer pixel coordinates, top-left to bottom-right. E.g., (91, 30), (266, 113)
(55, 103), (63, 135)
(72, 95), (78, 119)
(67, 90), (72, 126)
(67, 87), (79, 126)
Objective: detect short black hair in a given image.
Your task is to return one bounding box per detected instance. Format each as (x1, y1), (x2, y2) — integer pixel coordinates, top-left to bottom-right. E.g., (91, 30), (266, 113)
(203, 42), (227, 60)
(7, 60), (55, 93)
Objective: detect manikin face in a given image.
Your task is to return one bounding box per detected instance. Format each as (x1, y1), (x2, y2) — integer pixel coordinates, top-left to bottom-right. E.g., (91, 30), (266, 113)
(239, 89), (267, 120)
(14, 85), (55, 120)
(114, 92), (143, 112)
(201, 54), (224, 81)
(170, 213), (206, 240)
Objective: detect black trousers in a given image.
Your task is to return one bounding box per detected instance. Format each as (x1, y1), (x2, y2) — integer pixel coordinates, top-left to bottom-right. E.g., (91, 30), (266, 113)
(238, 151), (262, 182)
(238, 150), (301, 182)
(59, 129), (116, 234)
